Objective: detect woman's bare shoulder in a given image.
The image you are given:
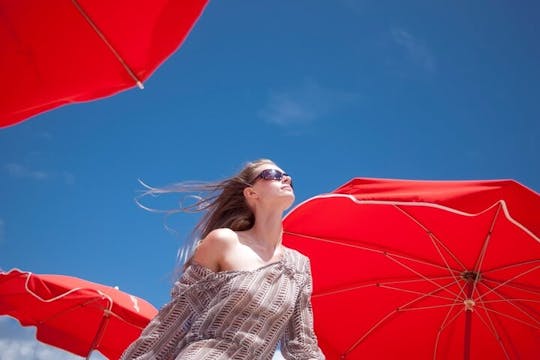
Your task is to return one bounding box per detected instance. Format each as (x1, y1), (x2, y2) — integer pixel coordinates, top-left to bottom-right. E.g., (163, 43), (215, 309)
(205, 228), (239, 246)
(191, 228), (239, 271)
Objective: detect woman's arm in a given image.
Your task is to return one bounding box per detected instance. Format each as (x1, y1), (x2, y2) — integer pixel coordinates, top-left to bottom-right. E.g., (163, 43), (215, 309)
(120, 289), (194, 360)
(280, 258), (325, 360)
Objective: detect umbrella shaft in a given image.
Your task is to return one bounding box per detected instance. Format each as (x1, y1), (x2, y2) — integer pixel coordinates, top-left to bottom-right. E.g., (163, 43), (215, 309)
(464, 310), (472, 360)
(464, 282), (474, 360)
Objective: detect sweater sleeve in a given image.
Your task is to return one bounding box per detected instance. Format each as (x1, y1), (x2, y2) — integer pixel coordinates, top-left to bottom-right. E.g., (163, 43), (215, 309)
(120, 284), (194, 360)
(280, 259), (325, 360)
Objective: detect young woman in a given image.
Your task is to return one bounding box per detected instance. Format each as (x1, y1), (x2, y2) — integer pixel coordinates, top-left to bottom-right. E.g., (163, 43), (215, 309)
(121, 159), (325, 360)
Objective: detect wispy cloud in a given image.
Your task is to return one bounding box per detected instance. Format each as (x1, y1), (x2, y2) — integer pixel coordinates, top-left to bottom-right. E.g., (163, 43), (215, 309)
(389, 27), (436, 73)
(36, 131), (53, 141)
(259, 80), (361, 129)
(3, 163), (74, 185)
(5, 163), (49, 180)
(0, 339), (78, 360)
(0, 317), (105, 360)
(0, 316), (282, 360)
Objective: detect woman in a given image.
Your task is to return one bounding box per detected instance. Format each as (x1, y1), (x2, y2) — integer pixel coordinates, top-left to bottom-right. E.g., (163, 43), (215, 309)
(121, 159), (325, 360)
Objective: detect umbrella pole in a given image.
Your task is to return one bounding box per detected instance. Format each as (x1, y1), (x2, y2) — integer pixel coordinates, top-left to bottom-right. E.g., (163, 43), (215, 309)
(463, 275), (476, 360)
(464, 307), (472, 360)
(86, 311), (111, 360)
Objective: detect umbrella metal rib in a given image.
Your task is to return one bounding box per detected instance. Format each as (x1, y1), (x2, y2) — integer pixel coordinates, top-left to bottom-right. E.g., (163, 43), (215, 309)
(344, 281), (462, 358)
(477, 282), (540, 328)
(392, 203), (535, 360)
(284, 182), (540, 359)
(71, 0), (144, 89)
(284, 232), (464, 276)
(477, 265), (540, 302)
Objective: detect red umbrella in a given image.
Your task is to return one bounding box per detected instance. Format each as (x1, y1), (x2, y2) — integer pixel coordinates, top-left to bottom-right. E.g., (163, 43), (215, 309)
(0, 0), (208, 128)
(0, 268), (158, 359)
(283, 178), (540, 360)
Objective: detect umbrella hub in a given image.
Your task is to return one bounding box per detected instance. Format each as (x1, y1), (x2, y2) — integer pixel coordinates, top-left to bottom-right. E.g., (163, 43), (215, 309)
(461, 270), (481, 282)
(461, 271), (480, 312)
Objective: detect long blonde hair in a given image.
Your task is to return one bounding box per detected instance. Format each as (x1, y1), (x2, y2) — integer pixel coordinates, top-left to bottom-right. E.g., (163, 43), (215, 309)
(137, 159), (275, 266)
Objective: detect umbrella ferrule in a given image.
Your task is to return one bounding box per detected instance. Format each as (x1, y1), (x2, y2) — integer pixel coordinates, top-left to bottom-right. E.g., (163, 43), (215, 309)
(464, 298), (476, 311)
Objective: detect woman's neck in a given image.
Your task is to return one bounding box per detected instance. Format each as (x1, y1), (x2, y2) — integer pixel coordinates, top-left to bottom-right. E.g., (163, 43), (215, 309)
(248, 210), (284, 251)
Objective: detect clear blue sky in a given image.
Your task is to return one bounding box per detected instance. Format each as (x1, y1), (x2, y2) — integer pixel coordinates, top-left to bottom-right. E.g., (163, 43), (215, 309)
(1, 1), (539, 358)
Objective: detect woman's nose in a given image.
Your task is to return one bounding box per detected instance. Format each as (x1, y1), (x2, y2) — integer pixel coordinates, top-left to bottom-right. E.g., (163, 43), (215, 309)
(282, 175), (293, 187)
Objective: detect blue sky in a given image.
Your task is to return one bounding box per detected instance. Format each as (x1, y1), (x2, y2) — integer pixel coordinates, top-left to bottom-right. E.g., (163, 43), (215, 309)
(1, 1), (539, 358)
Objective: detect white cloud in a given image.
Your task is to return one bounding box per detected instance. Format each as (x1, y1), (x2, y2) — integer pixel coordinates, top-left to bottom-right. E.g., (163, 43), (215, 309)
(0, 317), (282, 360)
(3, 163), (74, 185)
(259, 80), (361, 128)
(390, 28), (436, 73)
(5, 163), (49, 181)
(62, 171), (76, 185)
(0, 339), (80, 360)
(36, 132), (53, 141)
(0, 317), (105, 360)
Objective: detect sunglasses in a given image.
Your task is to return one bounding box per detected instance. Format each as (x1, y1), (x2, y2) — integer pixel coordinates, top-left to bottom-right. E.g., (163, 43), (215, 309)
(253, 169), (293, 188)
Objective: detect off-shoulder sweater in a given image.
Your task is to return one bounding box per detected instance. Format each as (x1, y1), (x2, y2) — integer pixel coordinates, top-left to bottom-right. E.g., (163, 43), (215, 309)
(120, 247), (325, 360)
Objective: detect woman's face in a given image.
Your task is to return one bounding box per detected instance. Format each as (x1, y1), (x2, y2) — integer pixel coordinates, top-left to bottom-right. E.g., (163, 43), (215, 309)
(248, 164), (295, 209)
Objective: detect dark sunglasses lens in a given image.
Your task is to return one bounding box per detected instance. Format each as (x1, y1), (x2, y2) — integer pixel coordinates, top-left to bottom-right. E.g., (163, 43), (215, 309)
(260, 169), (282, 180)
(257, 169), (293, 188)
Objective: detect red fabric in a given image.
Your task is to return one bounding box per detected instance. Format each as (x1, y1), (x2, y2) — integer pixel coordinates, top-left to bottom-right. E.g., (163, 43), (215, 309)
(0, 0), (208, 127)
(0, 269), (158, 359)
(283, 178), (540, 360)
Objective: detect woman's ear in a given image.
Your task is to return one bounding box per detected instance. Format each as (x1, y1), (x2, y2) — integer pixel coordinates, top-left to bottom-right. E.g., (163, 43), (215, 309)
(243, 186), (258, 200)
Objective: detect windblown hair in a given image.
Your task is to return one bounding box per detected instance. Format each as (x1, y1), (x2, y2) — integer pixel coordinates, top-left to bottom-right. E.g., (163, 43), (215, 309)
(137, 159), (275, 267)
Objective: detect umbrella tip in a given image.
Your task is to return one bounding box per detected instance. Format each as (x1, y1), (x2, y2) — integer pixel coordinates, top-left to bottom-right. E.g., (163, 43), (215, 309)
(137, 81), (144, 90)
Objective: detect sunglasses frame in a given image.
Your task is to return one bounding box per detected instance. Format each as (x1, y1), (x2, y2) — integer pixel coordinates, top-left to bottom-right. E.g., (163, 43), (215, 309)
(252, 168), (293, 188)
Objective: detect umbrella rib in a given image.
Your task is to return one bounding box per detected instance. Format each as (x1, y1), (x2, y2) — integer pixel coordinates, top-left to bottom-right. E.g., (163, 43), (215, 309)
(313, 282), (373, 298)
(313, 276), (456, 298)
(297, 195), (540, 243)
(427, 232), (468, 301)
(472, 285), (501, 338)
(477, 282), (540, 327)
(394, 205), (468, 270)
(344, 282), (459, 357)
(472, 204), (501, 298)
(482, 259), (540, 275)
(476, 265), (540, 302)
(343, 310), (398, 358)
(476, 303), (540, 330)
(71, 0), (144, 89)
(471, 298), (512, 360)
(37, 297), (108, 324)
(393, 205), (471, 301)
(87, 311), (111, 359)
(310, 236), (464, 299)
(385, 254), (461, 298)
(23, 273), (114, 314)
(399, 302), (463, 311)
(433, 301), (463, 360)
(379, 282), (459, 303)
(284, 231), (462, 274)
(105, 308), (149, 330)
(482, 277), (540, 297)
(481, 298), (540, 304)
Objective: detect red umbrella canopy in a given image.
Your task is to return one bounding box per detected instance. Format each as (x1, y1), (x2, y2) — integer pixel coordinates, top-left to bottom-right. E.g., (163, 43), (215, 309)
(0, 268), (158, 359)
(283, 178), (540, 360)
(0, 0), (208, 127)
